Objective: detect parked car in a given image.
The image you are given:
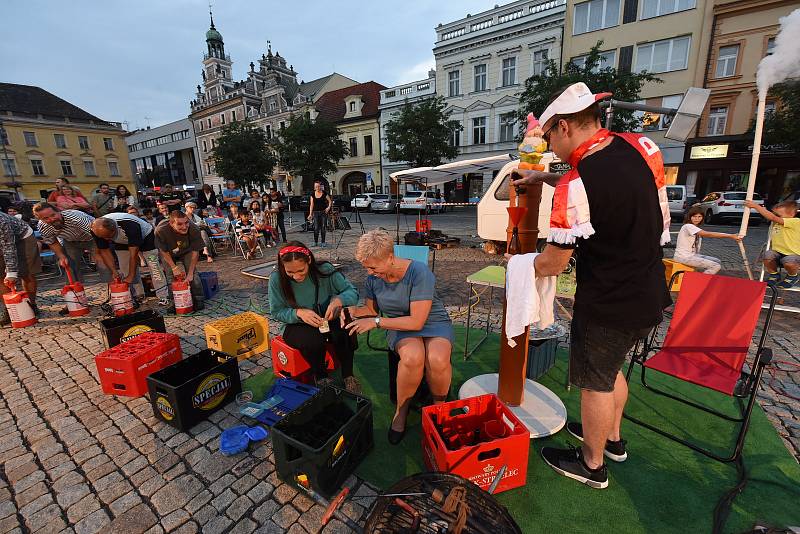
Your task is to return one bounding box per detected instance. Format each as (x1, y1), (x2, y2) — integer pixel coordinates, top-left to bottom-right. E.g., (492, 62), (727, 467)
(694, 191), (765, 225)
(369, 194), (399, 213)
(350, 193), (380, 211)
(400, 190), (444, 213)
(682, 194), (698, 219)
(331, 194), (352, 212)
(666, 185), (687, 219)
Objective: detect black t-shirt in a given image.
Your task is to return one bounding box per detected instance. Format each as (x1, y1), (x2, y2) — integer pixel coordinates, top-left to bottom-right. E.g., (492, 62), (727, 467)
(159, 192), (183, 212)
(93, 213), (155, 252)
(311, 191), (328, 212)
(570, 136), (671, 330)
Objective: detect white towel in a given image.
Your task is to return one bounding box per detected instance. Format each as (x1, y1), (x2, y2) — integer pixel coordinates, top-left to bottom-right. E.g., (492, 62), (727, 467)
(504, 253), (557, 347)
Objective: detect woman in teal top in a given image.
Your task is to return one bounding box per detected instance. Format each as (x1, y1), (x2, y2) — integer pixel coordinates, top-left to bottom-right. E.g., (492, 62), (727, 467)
(345, 230), (453, 444)
(269, 241), (361, 392)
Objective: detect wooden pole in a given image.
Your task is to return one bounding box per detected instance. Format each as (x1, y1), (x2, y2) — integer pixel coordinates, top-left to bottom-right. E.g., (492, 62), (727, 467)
(497, 181), (542, 406)
(737, 97), (766, 280)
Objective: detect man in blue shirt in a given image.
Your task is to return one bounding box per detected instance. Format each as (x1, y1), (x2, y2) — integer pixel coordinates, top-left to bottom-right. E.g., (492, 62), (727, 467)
(222, 180), (243, 212)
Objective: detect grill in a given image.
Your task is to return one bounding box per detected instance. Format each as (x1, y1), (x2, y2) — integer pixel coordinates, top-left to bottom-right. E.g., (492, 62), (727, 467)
(364, 473), (521, 534)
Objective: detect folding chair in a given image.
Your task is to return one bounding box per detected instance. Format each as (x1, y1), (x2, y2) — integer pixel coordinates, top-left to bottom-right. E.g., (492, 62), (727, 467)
(393, 244), (435, 272)
(624, 271), (778, 463)
(204, 217), (234, 255)
(234, 226), (264, 259)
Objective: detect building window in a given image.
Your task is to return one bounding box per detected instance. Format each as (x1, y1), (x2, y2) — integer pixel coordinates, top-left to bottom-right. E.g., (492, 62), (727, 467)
(0, 128), (8, 145)
(764, 101), (776, 116)
(707, 106), (728, 136)
(280, 121), (285, 130)
(60, 159), (74, 176)
(2, 158), (17, 177)
(24, 131), (37, 147)
(220, 113), (226, 125)
(83, 160), (96, 176)
(472, 117), (486, 145)
(269, 100), (277, 111)
(231, 109), (237, 121)
(156, 153), (166, 167)
(364, 135), (373, 156)
(202, 140), (208, 152)
(532, 49), (549, 76)
(54, 133), (67, 149)
(78, 136), (89, 150)
(501, 57), (517, 86)
(416, 82), (430, 91)
(640, 0), (695, 19)
(766, 37), (775, 56)
(659, 94), (683, 129)
(265, 125), (272, 139)
(199, 120), (204, 131)
(108, 161), (120, 176)
(635, 36), (691, 73)
(31, 159), (45, 176)
(450, 128), (461, 147)
(103, 137), (114, 150)
(399, 86), (413, 95)
(211, 139), (215, 149)
(499, 113), (516, 142)
(715, 44), (739, 78)
(572, 50), (617, 72)
(349, 137), (358, 157)
(349, 101), (356, 112)
(448, 70), (460, 97)
(207, 118), (212, 129)
(474, 64), (487, 92)
(384, 90), (396, 98)
(573, 0), (620, 35)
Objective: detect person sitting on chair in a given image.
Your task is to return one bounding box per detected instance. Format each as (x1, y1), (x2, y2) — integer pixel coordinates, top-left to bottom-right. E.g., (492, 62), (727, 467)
(745, 199), (800, 288)
(234, 212), (259, 260)
(269, 241), (361, 392)
(346, 229), (453, 445)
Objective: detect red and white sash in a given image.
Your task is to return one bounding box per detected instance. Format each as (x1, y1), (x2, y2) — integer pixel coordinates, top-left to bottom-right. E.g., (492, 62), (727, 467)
(548, 128), (671, 246)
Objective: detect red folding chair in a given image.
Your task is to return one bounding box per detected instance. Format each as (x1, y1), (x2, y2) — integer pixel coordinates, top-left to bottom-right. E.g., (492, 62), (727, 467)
(624, 271), (777, 463)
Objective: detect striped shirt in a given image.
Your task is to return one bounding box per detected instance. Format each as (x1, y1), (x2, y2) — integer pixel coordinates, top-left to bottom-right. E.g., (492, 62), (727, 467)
(38, 209), (94, 245)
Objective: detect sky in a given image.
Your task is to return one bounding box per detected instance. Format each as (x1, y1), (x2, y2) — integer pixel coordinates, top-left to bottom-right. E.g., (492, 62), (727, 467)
(3, 0), (493, 130)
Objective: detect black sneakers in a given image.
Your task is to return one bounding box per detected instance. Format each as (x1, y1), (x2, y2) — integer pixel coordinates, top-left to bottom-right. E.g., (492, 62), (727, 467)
(541, 446), (608, 489)
(566, 422), (628, 462)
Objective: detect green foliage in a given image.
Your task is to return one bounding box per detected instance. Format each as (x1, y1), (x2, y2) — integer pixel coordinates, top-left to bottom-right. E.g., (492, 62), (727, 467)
(385, 96), (462, 167)
(757, 81), (800, 152)
(271, 115), (348, 182)
(212, 120), (275, 188)
(518, 41), (662, 133)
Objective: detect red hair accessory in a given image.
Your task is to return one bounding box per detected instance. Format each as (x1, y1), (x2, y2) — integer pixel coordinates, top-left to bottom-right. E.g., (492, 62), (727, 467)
(279, 246), (310, 257)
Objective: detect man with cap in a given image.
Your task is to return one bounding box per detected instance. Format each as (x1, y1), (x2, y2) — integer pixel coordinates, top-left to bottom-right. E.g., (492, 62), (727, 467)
(91, 212), (169, 303)
(511, 82), (671, 489)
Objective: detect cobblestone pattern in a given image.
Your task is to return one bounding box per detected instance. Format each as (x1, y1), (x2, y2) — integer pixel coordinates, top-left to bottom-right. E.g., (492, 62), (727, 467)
(0, 214), (797, 532)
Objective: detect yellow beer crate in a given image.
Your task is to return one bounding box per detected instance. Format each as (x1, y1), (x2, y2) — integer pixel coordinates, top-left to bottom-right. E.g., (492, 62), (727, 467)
(204, 312), (269, 360)
(663, 258), (695, 291)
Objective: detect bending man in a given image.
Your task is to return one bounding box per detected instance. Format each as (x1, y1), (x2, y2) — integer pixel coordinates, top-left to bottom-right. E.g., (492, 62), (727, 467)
(154, 211), (205, 310)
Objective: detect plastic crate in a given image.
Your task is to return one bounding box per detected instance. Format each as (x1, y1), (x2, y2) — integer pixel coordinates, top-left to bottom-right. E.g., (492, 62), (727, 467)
(205, 312), (269, 360)
(415, 219), (431, 233)
(198, 271), (219, 300)
(100, 309), (166, 349)
(272, 386), (373, 498)
(271, 335), (337, 382)
(147, 349), (242, 432)
(421, 394), (530, 494)
(663, 258), (695, 291)
(95, 332), (182, 397)
(255, 378), (318, 427)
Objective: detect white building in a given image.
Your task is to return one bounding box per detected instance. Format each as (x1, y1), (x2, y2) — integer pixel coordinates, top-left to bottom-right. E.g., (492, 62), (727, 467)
(433, 0), (565, 200)
(378, 70), (437, 191)
(126, 118), (201, 189)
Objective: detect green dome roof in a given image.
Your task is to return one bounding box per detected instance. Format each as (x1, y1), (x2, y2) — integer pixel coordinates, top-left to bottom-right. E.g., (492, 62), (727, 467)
(206, 27), (223, 41)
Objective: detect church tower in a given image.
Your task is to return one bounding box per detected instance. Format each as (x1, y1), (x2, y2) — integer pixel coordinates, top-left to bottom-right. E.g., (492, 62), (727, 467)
(201, 9), (233, 102)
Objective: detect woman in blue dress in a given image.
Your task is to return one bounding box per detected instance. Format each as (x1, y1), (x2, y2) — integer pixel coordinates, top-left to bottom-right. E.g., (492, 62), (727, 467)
(345, 229), (453, 444)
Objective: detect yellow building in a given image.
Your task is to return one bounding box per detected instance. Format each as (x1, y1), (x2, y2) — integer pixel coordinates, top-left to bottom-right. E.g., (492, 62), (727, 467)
(0, 83), (135, 201)
(680, 0), (800, 203)
(563, 0), (714, 182)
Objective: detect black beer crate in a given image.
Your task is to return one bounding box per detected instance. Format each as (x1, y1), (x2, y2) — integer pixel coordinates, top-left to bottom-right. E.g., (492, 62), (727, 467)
(146, 349), (241, 432)
(272, 386), (373, 498)
(100, 310), (166, 349)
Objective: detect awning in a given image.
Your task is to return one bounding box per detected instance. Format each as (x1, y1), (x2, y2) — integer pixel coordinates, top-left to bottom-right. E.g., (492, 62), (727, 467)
(390, 154), (516, 187)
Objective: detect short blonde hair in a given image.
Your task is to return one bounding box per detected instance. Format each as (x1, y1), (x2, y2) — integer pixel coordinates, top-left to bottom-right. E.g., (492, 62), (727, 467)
(356, 229), (394, 262)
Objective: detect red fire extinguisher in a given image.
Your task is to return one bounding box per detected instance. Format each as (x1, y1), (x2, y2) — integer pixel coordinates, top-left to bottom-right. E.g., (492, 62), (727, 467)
(62, 268), (90, 317)
(3, 281), (37, 328)
(172, 274), (194, 315)
(109, 277), (134, 317)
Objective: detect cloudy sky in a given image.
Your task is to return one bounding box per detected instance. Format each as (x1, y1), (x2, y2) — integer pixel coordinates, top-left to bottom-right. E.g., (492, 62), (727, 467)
(3, 0), (492, 130)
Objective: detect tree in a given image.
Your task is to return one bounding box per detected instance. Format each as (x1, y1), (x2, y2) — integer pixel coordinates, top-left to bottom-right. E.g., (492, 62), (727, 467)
(271, 115), (348, 189)
(212, 120), (276, 189)
(518, 41), (662, 133)
(757, 81), (800, 152)
(385, 96), (462, 167)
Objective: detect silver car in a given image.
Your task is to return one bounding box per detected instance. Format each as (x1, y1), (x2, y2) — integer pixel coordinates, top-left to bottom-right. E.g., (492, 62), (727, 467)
(370, 194), (399, 212)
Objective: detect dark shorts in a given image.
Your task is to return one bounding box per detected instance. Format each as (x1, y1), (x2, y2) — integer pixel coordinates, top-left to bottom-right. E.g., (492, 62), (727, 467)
(762, 250), (800, 267)
(0, 233), (42, 278)
(569, 312), (652, 392)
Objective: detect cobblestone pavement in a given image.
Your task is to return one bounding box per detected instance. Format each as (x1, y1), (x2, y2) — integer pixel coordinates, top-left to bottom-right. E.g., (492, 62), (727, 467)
(0, 210), (797, 533)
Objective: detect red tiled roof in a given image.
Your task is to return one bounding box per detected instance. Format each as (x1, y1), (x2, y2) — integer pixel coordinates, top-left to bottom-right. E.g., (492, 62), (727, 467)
(314, 81), (386, 124)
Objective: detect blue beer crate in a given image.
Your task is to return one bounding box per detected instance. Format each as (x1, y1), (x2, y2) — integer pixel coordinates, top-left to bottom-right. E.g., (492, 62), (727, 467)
(255, 378), (318, 427)
(198, 271), (219, 300)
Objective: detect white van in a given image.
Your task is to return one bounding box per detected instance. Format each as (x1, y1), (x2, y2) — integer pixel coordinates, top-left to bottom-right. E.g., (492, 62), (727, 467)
(666, 185), (687, 218)
(477, 152), (564, 244)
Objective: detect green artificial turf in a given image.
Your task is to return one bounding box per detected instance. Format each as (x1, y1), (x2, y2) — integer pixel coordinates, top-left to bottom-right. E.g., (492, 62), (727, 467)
(244, 327), (800, 533)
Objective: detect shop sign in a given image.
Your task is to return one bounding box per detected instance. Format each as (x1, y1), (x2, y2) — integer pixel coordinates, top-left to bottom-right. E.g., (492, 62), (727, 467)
(690, 145), (729, 159)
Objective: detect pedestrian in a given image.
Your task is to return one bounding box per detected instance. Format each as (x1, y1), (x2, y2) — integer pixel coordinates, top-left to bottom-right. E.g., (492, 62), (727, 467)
(91, 213), (169, 304)
(308, 180), (331, 248)
(510, 82), (672, 489)
(222, 180), (243, 213)
(158, 183), (183, 213)
(91, 183), (115, 216)
(154, 211), (205, 310)
(269, 187), (287, 242)
(0, 211), (42, 323)
(745, 199), (800, 288)
(113, 185), (137, 212)
(673, 206), (741, 275)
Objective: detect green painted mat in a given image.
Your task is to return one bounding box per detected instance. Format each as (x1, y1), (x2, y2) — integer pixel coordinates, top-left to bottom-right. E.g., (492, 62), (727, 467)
(244, 327), (800, 533)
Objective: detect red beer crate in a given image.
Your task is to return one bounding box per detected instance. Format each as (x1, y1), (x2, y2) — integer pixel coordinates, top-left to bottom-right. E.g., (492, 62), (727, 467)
(271, 335), (337, 384)
(421, 394), (530, 494)
(95, 332), (183, 397)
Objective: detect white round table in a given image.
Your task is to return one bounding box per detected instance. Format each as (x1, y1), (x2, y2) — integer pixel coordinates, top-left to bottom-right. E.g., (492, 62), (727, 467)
(458, 373), (567, 438)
